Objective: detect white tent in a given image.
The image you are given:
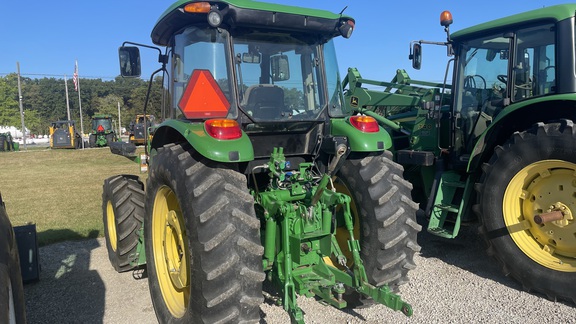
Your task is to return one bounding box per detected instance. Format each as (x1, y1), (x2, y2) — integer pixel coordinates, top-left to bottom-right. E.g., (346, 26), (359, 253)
(0, 126), (29, 138)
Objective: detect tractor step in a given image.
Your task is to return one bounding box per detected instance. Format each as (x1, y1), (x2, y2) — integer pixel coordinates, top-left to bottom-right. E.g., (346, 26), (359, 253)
(427, 171), (470, 239)
(434, 204), (460, 213)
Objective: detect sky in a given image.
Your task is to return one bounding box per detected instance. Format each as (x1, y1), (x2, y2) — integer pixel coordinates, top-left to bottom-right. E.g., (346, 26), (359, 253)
(1, 1), (573, 84)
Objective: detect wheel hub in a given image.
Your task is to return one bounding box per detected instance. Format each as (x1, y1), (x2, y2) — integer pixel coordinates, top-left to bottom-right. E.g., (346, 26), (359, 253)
(541, 202), (573, 227)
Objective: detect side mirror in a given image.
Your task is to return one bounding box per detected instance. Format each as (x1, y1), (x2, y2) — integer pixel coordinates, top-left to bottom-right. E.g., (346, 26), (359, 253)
(118, 46), (141, 77)
(411, 43), (422, 70)
(271, 55), (290, 82)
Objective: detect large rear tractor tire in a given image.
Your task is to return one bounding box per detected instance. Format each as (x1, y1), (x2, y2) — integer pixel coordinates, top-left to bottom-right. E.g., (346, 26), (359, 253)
(145, 143), (264, 323)
(331, 151), (421, 307)
(102, 175), (145, 272)
(476, 119), (576, 303)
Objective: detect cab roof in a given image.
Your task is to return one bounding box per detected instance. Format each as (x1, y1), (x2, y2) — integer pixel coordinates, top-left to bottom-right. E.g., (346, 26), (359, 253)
(452, 4), (576, 40)
(152, 0), (353, 46)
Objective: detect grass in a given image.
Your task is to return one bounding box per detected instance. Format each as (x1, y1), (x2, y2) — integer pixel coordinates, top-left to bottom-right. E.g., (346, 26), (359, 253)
(0, 146), (146, 246)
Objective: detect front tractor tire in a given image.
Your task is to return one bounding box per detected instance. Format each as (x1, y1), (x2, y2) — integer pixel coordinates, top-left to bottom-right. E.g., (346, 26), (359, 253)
(476, 119), (576, 303)
(102, 175), (145, 272)
(333, 151), (421, 306)
(145, 143), (264, 323)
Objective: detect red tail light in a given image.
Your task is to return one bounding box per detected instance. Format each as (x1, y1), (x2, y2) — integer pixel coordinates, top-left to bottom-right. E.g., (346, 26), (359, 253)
(349, 116), (379, 133)
(205, 119), (242, 140)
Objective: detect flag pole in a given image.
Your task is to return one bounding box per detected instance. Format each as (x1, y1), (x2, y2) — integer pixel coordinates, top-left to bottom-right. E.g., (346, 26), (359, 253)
(74, 60), (85, 148)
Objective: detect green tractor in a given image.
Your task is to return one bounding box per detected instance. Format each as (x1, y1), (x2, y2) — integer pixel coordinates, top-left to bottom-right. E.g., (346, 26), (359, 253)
(344, 5), (576, 303)
(89, 114), (117, 148)
(103, 0), (420, 322)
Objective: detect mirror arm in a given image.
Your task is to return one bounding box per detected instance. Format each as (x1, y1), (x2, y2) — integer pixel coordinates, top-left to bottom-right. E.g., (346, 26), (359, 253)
(415, 39), (450, 47)
(142, 65), (167, 157)
(122, 41), (164, 63)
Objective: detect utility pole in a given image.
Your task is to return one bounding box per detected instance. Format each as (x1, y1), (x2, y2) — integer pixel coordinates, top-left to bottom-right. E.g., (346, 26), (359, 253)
(75, 60), (85, 149)
(117, 101), (122, 138)
(64, 75), (71, 121)
(16, 62), (27, 151)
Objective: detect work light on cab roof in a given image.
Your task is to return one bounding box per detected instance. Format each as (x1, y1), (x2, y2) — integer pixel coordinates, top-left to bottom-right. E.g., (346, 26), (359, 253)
(339, 19), (355, 38)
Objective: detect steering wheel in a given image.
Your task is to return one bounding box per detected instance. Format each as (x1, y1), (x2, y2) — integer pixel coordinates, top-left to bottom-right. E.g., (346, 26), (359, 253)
(464, 75), (487, 90)
(497, 74), (532, 90)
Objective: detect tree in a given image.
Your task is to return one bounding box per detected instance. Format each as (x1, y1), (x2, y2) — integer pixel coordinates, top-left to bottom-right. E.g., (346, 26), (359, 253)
(0, 74), (165, 134)
(0, 75), (21, 127)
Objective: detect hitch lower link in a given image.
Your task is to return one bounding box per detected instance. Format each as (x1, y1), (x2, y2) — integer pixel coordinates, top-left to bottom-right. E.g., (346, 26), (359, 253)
(279, 195), (413, 324)
(336, 195), (413, 317)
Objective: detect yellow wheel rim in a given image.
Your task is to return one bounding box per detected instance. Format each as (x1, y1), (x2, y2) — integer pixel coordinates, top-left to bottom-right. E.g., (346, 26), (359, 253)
(106, 201), (117, 252)
(152, 186), (190, 318)
(503, 160), (576, 272)
(323, 178), (360, 269)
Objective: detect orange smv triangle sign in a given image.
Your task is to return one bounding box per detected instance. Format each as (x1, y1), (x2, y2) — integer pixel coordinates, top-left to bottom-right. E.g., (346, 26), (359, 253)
(178, 69), (230, 119)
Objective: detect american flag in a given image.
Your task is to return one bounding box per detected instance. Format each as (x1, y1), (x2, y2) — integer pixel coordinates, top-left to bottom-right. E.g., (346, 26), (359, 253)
(73, 61), (78, 91)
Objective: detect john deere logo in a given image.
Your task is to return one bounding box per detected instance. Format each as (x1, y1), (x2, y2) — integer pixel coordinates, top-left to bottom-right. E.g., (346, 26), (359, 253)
(350, 96), (359, 108)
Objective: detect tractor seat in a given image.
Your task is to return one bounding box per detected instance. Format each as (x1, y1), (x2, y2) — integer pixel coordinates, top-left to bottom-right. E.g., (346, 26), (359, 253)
(242, 84), (288, 120)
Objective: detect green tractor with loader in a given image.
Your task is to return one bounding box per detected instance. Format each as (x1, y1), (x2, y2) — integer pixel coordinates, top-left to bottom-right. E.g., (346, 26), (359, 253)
(102, 0), (420, 322)
(89, 114), (117, 148)
(343, 5), (576, 303)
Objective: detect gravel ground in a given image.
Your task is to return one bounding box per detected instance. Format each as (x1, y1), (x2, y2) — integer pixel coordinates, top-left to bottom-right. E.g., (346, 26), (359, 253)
(23, 222), (574, 323)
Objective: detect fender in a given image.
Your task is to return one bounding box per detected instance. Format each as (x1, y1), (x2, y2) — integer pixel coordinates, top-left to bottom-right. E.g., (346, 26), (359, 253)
(151, 119), (254, 163)
(467, 94), (576, 172)
(330, 118), (392, 152)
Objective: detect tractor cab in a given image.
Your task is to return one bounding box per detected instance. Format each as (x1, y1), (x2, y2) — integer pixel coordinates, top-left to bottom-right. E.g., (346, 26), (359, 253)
(408, 8), (565, 162)
(119, 0), (359, 163)
(91, 115), (113, 134)
(449, 20), (557, 158)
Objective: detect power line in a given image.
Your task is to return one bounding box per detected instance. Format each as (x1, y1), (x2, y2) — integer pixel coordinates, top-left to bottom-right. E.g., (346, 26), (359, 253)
(0, 72), (117, 80)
